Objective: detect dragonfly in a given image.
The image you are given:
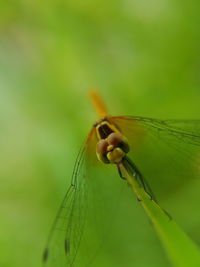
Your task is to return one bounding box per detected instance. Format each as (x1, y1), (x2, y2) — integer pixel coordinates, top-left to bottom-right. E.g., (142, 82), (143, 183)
(43, 91), (200, 267)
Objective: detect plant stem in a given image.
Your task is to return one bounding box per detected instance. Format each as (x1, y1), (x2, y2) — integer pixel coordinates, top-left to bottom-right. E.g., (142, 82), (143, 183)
(119, 163), (200, 267)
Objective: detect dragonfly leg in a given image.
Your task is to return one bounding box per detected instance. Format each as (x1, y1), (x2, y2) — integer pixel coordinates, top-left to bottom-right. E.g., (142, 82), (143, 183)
(137, 196), (142, 202)
(117, 164), (126, 180)
(117, 164), (143, 202)
(163, 209), (172, 220)
(123, 157), (155, 201)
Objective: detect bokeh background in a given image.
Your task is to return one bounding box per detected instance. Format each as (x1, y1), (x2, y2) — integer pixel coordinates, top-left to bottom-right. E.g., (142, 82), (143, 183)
(1, 1), (200, 267)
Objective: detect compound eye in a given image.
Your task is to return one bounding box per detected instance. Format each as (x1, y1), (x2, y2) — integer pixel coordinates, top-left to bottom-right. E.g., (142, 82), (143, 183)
(107, 132), (123, 146)
(96, 139), (108, 154)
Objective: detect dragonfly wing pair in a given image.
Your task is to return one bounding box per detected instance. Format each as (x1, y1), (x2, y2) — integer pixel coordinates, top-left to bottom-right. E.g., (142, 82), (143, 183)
(43, 116), (200, 266)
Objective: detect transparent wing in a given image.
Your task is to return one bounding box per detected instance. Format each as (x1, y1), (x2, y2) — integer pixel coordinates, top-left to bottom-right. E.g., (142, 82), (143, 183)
(42, 127), (131, 267)
(43, 137), (89, 267)
(110, 116), (200, 199)
(112, 116), (200, 144)
(42, 116), (190, 267)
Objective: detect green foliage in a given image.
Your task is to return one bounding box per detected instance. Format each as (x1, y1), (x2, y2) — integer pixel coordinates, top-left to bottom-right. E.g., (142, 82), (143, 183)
(122, 164), (200, 267)
(1, 1), (200, 267)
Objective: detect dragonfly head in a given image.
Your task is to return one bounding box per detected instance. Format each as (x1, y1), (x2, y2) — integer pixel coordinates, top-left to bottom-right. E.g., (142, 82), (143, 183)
(96, 132), (130, 164)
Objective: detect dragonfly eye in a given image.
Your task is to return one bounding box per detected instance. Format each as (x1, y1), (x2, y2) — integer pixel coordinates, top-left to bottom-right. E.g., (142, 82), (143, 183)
(96, 139), (108, 154)
(107, 132), (130, 154)
(107, 132), (123, 146)
(96, 132), (130, 164)
(96, 139), (110, 164)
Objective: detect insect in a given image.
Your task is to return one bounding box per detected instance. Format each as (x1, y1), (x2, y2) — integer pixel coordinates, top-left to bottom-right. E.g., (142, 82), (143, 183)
(43, 91), (200, 267)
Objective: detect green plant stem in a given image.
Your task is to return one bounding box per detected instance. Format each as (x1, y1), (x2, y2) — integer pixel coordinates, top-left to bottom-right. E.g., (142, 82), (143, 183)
(119, 163), (200, 267)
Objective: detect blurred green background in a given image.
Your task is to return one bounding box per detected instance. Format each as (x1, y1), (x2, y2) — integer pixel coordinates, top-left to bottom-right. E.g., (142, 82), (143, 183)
(1, 1), (200, 267)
